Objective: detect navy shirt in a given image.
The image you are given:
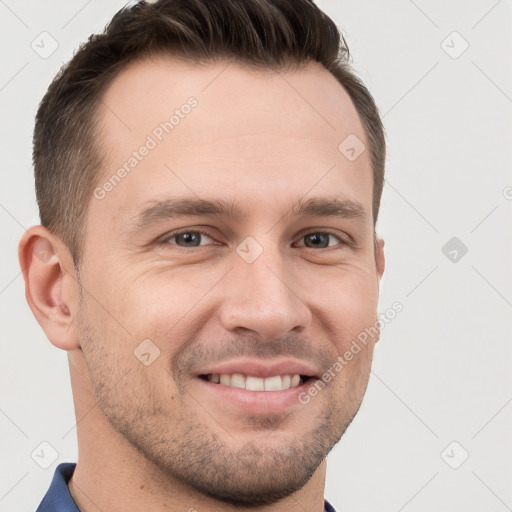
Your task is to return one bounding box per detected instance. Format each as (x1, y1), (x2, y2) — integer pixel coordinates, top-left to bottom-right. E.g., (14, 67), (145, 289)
(36, 463), (79, 512)
(37, 463), (338, 511)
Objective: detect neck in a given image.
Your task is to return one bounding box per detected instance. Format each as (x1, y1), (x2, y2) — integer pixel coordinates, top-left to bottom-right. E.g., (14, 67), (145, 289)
(67, 353), (328, 512)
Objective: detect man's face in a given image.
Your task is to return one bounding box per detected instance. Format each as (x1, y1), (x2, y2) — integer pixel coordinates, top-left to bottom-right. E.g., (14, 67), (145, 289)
(75, 57), (383, 505)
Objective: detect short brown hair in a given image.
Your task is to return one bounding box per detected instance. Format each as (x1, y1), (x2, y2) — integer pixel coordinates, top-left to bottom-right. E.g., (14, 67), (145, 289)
(34, 0), (385, 265)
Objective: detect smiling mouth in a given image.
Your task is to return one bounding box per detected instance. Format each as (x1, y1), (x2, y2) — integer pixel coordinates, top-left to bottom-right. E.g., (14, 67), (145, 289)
(200, 373), (312, 392)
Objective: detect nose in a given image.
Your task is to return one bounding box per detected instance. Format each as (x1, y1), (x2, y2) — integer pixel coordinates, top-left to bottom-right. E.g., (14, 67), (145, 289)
(218, 242), (312, 342)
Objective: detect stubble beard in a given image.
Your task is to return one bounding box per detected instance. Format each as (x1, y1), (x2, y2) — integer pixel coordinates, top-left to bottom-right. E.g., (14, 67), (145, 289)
(77, 307), (365, 506)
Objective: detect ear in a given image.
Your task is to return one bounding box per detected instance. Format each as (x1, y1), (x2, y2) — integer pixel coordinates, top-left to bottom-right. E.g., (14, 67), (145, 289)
(374, 236), (385, 283)
(18, 226), (80, 351)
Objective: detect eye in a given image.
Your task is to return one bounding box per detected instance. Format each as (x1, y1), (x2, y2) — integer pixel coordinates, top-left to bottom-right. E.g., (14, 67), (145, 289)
(161, 229), (216, 248)
(294, 231), (346, 249)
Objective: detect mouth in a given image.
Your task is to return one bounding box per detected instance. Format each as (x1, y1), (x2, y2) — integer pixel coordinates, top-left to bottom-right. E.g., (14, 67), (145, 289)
(199, 373), (313, 391)
(193, 359), (320, 413)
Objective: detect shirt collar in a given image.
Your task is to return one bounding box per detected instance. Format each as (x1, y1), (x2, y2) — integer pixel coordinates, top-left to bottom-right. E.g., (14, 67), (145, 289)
(324, 498), (338, 512)
(37, 463), (338, 511)
(36, 463), (80, 512)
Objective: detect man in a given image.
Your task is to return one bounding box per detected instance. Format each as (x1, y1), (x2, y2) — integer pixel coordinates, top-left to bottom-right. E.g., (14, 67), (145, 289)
(19, 0), (385, 510)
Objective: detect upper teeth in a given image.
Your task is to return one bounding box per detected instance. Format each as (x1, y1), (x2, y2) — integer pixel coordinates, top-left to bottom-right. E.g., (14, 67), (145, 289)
(207, 374), (302, 391)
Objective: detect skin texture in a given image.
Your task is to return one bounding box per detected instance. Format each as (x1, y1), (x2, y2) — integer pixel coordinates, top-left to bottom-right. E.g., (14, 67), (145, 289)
(19, 57), (385, 512)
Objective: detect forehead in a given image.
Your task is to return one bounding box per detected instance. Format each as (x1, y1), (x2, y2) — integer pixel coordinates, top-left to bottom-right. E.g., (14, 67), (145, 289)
(90, 56), (372, 230)
(98, 56), (365, 144)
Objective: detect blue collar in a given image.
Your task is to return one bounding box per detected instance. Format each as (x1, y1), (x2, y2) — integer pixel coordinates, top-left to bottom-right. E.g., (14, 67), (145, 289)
(37, 463), (338, 511)
(36, 463), (79, 511)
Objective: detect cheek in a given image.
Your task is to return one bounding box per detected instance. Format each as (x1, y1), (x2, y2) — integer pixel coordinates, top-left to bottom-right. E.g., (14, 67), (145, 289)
(329, 340), (375, 412)
(312, 267), (379, 399)
(81, 260), (192, 337)
(117, 273), (215, 345)
(317, 267), (379, 338)
(77, 292), (179, 408)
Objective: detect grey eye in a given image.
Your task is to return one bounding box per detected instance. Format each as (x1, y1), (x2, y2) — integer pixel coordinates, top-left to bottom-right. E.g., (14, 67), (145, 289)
(296, 232), (342, 249)
(166, 231), (214, 247)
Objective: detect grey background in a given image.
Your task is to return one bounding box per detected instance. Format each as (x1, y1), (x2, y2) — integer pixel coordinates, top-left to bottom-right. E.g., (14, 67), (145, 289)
(1, 1), (511, 510)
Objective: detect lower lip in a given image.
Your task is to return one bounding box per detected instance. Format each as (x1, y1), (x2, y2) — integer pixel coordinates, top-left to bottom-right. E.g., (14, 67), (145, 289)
(195, 377), (317, 413)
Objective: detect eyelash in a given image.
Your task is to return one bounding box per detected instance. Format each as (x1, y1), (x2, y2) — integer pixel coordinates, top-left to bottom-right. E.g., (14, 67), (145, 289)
(159, 229), (349, 249)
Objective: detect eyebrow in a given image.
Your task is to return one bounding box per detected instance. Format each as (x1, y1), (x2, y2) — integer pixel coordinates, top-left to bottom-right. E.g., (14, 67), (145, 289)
(128, 196), (367, 231)
(290, 196), (367, 220)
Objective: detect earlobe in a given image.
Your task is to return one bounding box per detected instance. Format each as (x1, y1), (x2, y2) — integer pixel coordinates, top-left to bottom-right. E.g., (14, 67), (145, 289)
(18, 226), (80, 351)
